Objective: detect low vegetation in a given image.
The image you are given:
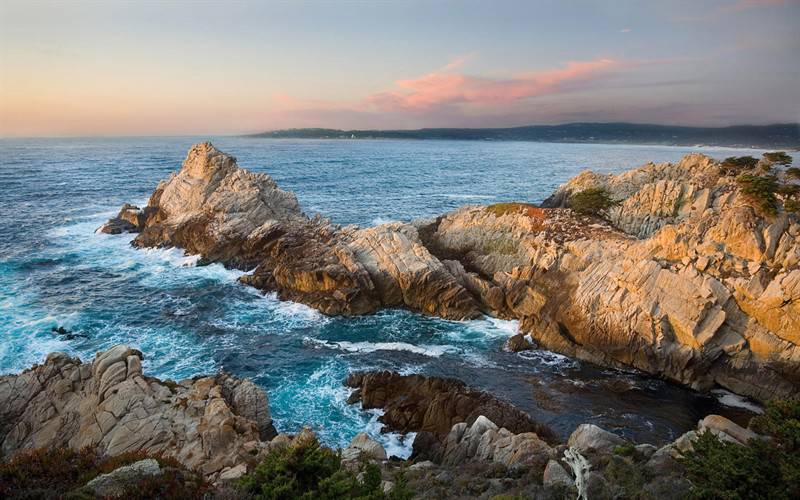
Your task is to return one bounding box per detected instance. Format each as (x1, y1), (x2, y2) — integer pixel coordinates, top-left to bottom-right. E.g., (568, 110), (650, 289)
(720, 155), (759, 176)
(485, 202), (544, 218)
(736, 174), (780, 216)
(0, 447), (207, 499)
(763, 151), (793, 166)
(723, 152), (800, 217)
(680, 399), (800, 500)
(569, 187), (620, 217)
(238, 433), (412, 500)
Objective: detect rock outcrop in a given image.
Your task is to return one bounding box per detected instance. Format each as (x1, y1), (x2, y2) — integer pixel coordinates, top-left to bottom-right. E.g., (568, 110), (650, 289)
(100, 143), (800, 401)
(436, 415), (555, 468)
(102, 142), (479, 319)
(345, 371), (555, 441)
(344, 371), (556, 466)
(0, 345), (276, 482)
(421, 155), (800, 402)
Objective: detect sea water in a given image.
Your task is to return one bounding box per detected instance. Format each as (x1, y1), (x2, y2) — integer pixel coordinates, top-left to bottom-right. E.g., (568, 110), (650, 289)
(0, 137), (765, 454)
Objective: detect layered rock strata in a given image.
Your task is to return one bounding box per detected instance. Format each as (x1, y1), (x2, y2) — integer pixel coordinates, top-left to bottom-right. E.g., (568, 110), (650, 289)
(101, 144), (800, 401)
(101, 142), (478, 319)
(0, 345), (276, 482)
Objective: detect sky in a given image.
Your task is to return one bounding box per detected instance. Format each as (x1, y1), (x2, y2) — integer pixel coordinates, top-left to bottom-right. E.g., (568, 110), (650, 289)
(1, 0), (799, 137)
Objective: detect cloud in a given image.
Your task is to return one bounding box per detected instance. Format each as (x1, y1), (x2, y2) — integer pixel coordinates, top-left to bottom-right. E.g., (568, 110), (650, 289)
(362, 58), (621, 113)
(674, 0), (792, 21)
(725, 0), (789, 12)
(620, 28), (632, 33)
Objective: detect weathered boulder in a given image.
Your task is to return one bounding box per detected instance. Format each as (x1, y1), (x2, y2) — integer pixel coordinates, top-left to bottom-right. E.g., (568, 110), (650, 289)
(437, 415), (554, 467)
(567, 424), (627, 455)
(342, 432), (387, 463)
(543, 459), (573, 488)
(84, 459), (162, 498)
(0, 345), (274, 482)
(504, 333), (534, 352)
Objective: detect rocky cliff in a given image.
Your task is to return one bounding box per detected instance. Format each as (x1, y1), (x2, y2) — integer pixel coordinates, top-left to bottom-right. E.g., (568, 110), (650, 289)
(100, 143), (800, 402)
(0, 345), (275, 483)
(2, 351), (791, 499)
(100, 142), (477, 319)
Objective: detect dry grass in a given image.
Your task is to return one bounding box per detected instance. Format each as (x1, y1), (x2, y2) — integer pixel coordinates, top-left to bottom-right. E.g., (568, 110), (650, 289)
(485, 202), (545, 219)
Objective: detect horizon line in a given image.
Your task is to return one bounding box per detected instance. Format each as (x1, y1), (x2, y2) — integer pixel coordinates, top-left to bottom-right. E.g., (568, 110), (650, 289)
(2, 121), (798, 140)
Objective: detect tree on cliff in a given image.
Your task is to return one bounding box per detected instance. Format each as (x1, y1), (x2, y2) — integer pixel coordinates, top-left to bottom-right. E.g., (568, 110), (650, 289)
(763, 151), (793, 166)
(570, 187), (621, 217)
(720, 156), (759, 176)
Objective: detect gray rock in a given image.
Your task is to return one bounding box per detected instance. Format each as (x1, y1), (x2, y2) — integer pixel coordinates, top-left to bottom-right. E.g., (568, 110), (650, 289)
(543, 459), (573, 488)
(634, 443), (657, 459)
(698, 414), (757, 445)
(567, 424), (627, 455)
(342, 432), (387, 463)
(85, 459), (161, 498)
(0, 345), (273, 483)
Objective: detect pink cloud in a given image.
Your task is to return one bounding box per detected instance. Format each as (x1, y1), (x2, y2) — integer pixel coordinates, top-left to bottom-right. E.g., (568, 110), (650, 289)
(674, 0), (792, 21)
(363, 58), (620, 112)
(726, 0), (789, 12)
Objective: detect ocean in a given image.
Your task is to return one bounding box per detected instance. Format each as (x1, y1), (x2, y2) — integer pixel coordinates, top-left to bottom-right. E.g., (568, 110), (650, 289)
(0, 137), (765, 455)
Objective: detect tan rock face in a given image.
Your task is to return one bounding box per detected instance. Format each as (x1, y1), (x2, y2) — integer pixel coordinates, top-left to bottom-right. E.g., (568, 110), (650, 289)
(0, 345), (275, 482)
(429, 154), (800, 401)
(102, 142), (479, 320)
(100, 144), (800, 401)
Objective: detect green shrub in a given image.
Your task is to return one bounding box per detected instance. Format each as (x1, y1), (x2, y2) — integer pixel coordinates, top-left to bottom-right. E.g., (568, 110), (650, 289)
(786, 167), (800, 180)
(736, 174), (779, 216)
(720, 156), (759, 176)
(777, 184), (800, 198)
(785, 199), (800, 214)
(763, 151), (793, 166)
(679, 399), (800, 500)
(238, 433), (388, 500)
(613, 443), (636, 456)
(569, 187), (620, 217)
(388, 470), (414, 500)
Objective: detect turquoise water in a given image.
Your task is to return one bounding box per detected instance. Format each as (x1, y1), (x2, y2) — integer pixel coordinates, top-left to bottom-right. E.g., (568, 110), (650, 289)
(0, 137), (764, 452)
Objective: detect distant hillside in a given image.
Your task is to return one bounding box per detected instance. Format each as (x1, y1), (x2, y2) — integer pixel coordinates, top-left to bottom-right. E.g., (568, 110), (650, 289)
(247, 122), (800, 149)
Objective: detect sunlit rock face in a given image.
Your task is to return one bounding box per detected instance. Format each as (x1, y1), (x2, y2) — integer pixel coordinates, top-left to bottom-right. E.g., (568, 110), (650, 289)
(100, 144), (800, 401)
(102, 142), (479, 319)
(436, 153), (799, 401)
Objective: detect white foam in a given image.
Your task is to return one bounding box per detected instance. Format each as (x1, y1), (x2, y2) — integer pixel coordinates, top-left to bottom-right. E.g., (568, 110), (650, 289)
(446, 317), (519, 342)
(711, 389), (764, 414)
(364, 409), (416, 459)
(303, 337), (458, 357)
(518, 349), (579, 369)
(371, 217), (396, 226)
(266, 293), (328, 323)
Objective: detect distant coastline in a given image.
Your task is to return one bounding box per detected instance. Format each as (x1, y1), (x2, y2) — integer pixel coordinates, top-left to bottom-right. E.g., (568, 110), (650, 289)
(246, 122), (800, 149)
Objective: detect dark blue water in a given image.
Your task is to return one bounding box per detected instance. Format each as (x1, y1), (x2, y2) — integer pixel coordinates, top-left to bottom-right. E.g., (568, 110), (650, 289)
(0, 137), (764, 452)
